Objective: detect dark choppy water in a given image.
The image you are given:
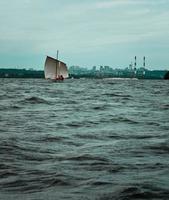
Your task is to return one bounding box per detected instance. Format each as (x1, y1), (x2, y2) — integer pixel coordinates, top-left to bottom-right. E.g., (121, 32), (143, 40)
(0, 78), (169, 200)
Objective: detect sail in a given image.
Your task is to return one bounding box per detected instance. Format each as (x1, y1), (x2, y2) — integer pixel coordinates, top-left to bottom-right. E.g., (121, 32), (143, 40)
(44, 56), (69, 79)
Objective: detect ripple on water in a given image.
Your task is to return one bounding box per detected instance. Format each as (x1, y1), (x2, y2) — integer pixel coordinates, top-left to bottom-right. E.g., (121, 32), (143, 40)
(0, 79), (169, 199)
(20, 96), (50, 104)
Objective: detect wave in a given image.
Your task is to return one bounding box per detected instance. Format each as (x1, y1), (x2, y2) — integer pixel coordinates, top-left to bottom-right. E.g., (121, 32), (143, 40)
(103, 93), (132, 98)
(109, 116), (139, 124)
(160, 104), (169, 110)
(1, 79), (169, 199)
(148, 140), (169, 154)
(64, 154), (108, 163)
(20, 96), (49, 104)
(97, 185), (169, 200)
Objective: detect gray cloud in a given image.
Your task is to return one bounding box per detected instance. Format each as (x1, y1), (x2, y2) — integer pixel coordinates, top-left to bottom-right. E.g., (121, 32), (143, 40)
(0, 0), (169, 68)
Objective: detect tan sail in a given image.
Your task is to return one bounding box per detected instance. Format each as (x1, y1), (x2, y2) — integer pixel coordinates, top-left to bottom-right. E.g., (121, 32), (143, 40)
(44, 56), (69, 79)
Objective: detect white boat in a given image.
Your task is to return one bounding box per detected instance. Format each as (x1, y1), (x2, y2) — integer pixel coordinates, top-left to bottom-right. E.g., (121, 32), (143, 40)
(44, 55), (69, 81)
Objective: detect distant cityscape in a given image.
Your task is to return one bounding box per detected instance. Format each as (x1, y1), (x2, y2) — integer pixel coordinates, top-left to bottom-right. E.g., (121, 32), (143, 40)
(68, 65), (169, 79)
(68, 56), (169, 79)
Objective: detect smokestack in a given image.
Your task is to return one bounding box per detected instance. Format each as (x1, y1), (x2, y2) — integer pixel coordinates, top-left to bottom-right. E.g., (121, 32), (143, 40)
(143, 56), (145, 67)
(134, 56), (137, 68)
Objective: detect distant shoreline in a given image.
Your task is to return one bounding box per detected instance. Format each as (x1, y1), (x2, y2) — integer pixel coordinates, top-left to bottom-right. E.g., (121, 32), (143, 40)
(0, 68), (169, 79)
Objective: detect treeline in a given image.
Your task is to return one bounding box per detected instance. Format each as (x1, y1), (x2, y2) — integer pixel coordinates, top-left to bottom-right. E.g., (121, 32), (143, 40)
(0, 68), (44, 78)
(0, 68), (168, 79)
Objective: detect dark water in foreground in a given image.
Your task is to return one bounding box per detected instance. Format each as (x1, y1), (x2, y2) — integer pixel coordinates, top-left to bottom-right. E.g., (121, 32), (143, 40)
(0, 78), (169, 200)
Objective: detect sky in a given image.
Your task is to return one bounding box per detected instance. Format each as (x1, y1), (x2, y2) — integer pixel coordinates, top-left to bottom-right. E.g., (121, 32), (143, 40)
(0, 0), (169, 70)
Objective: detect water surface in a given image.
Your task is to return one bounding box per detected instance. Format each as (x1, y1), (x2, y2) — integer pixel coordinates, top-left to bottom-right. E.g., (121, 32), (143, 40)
(0, 78), (169, 200)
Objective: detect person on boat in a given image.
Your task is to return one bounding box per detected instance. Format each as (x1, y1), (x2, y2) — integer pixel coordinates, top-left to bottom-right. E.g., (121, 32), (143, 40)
(55, 75), (64, 81)
(60, 75), (64, 80)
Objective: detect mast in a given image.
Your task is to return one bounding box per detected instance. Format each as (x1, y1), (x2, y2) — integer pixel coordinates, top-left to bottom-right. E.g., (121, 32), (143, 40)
(57, 50), (59, 60)
(56, 50), (59, 77)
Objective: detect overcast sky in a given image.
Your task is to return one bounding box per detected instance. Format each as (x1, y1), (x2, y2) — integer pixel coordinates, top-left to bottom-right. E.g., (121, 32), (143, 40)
(0, 0), (169, 69)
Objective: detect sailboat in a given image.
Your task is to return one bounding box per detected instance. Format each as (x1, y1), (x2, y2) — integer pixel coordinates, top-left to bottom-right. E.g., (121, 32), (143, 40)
(44, 52), (69, 81)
